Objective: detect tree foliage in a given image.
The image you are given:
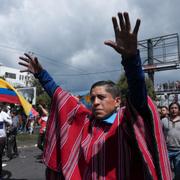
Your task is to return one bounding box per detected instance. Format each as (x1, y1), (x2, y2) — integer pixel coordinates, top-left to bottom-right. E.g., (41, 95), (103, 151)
(0, 76), (5, 80)
(31, 79), (51, 109)
(117, 73), (156, 103)
(116, 74), (128, 104)
(145, 77), (156, 99)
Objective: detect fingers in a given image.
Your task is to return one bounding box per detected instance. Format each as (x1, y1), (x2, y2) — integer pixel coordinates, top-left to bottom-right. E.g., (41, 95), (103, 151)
(104, 40), (124, 54)
(19, 53), (39, 67)
(19, 53), (33, 73)
(104, 40), (116, 47)
(18, 56), (30, 69)
(19, 53), (36, 63)
(19, 53), (32, 67)
(19, 69), (29, 73)
(113, 12), (140, 34)
(24, 53), (33, 60)
(19, 53), (42, 74)
(19, 56), (30, 63)
(118, 13), (125, 31)
(117, 12), (131, 32)
(18, 62), (29, 67)
(18, 60), (30, 73)
(133, 19), (141, 35)
(112, 17), (119, 40)
(123, 12), (131, 32)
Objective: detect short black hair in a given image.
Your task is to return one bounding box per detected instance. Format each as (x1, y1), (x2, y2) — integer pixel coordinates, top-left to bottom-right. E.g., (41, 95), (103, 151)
(0, 105), (8, 112)
(161, 106), (168, 110)
(169, 102), (180, 111)
(90, 80), (121, 98)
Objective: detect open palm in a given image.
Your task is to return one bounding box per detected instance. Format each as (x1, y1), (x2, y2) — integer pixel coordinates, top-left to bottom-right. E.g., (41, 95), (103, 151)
(105, 12), (140, 58)
(19, 53), (43, 74)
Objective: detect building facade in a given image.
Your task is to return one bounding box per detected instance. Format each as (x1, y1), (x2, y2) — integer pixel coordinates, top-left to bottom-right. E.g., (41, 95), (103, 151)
(0, 64), (33, 87)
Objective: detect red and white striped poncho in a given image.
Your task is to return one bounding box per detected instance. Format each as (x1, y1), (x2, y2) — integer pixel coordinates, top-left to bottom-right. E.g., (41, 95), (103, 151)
(43, 87), (172, 180)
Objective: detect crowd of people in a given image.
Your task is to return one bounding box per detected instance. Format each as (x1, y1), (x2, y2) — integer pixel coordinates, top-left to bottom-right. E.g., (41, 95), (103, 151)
(0, 105), (34, 136)
(158, 102), (180, 179)
(156, 81), (180, 92)
(0, 103), (48, 179)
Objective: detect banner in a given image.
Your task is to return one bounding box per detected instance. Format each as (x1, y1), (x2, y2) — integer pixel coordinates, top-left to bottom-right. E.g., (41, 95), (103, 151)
(17, 87), (36, 105)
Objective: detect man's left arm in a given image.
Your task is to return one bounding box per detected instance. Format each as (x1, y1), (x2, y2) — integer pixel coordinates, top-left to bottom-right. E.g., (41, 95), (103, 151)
(104, 12), (147, 111)
(122, 51), (147, 112)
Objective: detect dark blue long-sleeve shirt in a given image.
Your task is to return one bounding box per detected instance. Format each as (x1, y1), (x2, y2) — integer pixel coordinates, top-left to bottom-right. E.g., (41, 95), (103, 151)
(34, 70), (58, 97)
(122, 51), (147, 110)
(35, 52), (147, 113)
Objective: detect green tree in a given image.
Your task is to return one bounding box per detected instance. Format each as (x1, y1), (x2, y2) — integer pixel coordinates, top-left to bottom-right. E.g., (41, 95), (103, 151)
(32, 79), (51, 109)
(117, 73), (128, 104)
(0, 76), (5, 80)
(145, 77), (156, 99)
(117, 73), (156, 104)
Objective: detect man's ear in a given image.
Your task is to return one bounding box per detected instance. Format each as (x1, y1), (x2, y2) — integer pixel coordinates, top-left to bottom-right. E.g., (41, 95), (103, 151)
(115, 97), (121, 108)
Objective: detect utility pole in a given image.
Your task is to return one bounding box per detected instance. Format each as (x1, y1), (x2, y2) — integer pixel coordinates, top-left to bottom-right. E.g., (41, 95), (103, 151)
(147, 39), (154, 85)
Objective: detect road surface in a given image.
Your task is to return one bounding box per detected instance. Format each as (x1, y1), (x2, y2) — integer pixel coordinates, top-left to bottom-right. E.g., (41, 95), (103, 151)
(2, 145), (46, 180)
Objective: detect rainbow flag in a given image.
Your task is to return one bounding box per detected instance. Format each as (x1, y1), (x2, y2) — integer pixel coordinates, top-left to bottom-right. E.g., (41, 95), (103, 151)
(0, 78), (32, 116)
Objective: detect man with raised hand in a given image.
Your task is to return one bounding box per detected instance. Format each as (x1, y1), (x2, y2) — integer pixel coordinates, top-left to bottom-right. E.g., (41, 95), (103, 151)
(19, 12), (171, 180)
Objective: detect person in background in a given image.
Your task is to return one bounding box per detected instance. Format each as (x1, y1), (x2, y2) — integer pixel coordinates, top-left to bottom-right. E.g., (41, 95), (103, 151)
(160, 105), (169, 119)
(21, 109), (27, 133)
(6, 106), (11, 116)
(10, 110), (19, 157)
(19, 12), (171, 180)
(161, 102), (180, 180)
(37, 103), (48, 151)
(27, 113), (35, 134)
(0, 105), (12, 179)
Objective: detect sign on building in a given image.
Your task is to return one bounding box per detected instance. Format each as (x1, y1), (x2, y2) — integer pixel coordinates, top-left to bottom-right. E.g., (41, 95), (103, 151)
(17, 87), (36, 105)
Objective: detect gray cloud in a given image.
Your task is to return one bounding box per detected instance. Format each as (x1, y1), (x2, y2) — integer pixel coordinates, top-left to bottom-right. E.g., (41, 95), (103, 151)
(0, 0), (179, 92)
(0, 0), (22, 15)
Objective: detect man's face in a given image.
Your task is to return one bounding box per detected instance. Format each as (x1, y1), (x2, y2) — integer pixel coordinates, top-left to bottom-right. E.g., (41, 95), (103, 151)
(161, 107), (168, 117)
(170, 104), (179, 117)
(90, 86), (120, 120)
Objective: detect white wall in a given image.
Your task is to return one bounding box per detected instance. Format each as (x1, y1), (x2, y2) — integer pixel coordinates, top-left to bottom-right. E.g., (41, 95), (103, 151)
(0, 64), (32, 87)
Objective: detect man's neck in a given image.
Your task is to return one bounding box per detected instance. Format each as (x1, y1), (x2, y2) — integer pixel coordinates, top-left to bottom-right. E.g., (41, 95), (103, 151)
(102, 112), (117, 124)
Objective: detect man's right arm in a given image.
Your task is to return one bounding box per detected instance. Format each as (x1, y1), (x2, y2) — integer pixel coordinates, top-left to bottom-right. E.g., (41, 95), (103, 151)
(18, 53), (58, 97)
(34, 69), (58, 97)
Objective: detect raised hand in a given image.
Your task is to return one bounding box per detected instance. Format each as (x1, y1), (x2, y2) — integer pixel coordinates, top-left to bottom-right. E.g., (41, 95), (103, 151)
(19, 53), (43, 74)
(104, 12), (141, 58)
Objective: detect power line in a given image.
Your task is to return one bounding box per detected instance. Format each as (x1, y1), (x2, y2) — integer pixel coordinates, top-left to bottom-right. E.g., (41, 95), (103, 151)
(0, 43), (122, 78)
(53, 69), (121, 77)
(0, 44), (25, 53)
(34, 52), (86, 73)
(0, 43), (86, 72)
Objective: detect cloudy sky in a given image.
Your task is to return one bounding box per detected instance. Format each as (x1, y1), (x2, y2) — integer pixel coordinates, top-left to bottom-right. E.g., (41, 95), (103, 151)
(0, 0), (179, 93)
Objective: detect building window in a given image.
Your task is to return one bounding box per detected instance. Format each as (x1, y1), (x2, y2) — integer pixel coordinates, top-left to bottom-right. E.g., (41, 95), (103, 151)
(5, 72), (16, 79)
